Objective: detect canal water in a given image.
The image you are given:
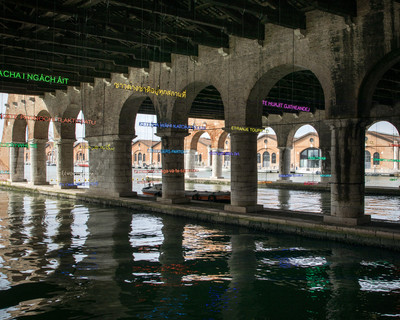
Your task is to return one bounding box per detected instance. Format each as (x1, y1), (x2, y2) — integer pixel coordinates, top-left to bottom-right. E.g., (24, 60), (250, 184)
(22, 165), (400, 222)
(1, 191), (400, 319)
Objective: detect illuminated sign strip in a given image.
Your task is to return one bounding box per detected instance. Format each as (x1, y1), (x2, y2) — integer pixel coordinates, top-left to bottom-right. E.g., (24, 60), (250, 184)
(0, 113), (96, 125)
(209, 151), (240, 156)
(373, 158), (400, 162)
(147, 149), (188, 154)
(262, 100), (311, 112)
(114, 83), (186, 98)
(133, 169), (199, 173)
(0, 142), (37, 148)
(231, 126), (264, 133)
(279, 174), (304, 177)
(139, 122), (206, 130)
(0, 70), (68, 84)
(79, 145), (114, 151)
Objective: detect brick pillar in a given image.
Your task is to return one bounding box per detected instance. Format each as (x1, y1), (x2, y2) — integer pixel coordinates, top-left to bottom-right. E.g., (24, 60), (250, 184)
(225, 131), (262, 213)
(86, 135), (136, 197)
(185, 149), (197, 178)
(278, 147), (292, 182)
(324, 119), (370, 225)
(157, 133), (189, 204)
(9, 142), (25, 182)
(55, 139), (76, 189)
(211, 148), (223, 179)
(29, 139), (48, 185)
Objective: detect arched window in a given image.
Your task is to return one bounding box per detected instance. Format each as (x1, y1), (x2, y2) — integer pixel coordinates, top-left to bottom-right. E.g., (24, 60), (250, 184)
(143, 154), (146, 162)
(300, 148), (320, 168)
(373, 152), (380, 165)
(199, 154), (202, 162)
(76, 153), (79, 161)
(257, 153), (261, 163)
(157, 153), (160, 162)
(365, 151), (371, 169)
(262, 151), (270, 167)
(134, 153), (137, 162)
(138, 153), (142, 162)
(82, 153), (85, 161)
(26, 153), (28, 161)
(272, 153), (276, 164)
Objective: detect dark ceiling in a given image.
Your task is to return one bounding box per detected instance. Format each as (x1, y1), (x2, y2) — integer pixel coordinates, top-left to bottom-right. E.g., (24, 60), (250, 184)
(264, 70), (325, 116)
(0, 0), (358, 97)
(373, 61), (400, 108)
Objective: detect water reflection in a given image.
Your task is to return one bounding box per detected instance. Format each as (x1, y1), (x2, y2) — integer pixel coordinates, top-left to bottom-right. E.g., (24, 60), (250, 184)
(0, 191), (400, 319)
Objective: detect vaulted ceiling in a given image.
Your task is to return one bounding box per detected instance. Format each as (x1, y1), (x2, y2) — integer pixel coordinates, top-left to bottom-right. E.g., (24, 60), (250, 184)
(0, 0), (358, 97)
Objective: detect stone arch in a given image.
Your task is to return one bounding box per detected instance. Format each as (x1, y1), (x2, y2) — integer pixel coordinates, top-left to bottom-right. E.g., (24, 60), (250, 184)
(365, 119), (400, 137)
(216, 131), (229, 150)
(189, 130), (206, 150)
(286, 123), (320, 148)
(118, 94), (158, 138)
(12, 115), (28, 142)
(358, 49), (400, 117)
(246, 64), (334, 127)
(170, 81), (227, 124)
(59, 104), (82, 140)
(33, 110), (52, 140)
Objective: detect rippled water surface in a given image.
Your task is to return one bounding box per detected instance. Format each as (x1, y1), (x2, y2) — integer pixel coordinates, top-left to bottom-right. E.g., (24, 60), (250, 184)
(23, 165), (400, 221)
(1, 191), (400, 319)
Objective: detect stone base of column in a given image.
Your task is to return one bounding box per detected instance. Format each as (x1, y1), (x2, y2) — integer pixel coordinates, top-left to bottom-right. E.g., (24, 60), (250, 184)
(157, 197), (190, 204)
(11, 179), (27, 182)
(210, 176), (224, 179)
(320, 177), (331, 183)
(323, 215), (371, 226)
(119, 191), (138, 198)
(224, 204), (264, 213)
(278, 179), (292, 183)
(56, 185), (78, 189)
(29, 181), (49, 186)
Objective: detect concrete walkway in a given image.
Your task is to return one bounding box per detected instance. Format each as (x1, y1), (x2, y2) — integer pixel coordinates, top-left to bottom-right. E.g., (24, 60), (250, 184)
(1, 181), (400, 251)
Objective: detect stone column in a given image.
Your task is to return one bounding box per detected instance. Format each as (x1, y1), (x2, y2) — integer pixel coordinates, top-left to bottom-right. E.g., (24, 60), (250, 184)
(157, 133), (189, 204)
(86, 135), (136, 197)
(211, 148), (223, 179)
(324, 119), (370, 225)
(185, 149), (197, 178)
(149, 147), (153, 166)
(320, 147), (332, 183)
(207, 145), (212, 167)
(29, 138), (48, 185)
(278, 147), (292, 182)
(9, 142), (25, 182)
(55, 139), (76, 189)
(225, 131), (262, 213)
(393, 145), (398, 171)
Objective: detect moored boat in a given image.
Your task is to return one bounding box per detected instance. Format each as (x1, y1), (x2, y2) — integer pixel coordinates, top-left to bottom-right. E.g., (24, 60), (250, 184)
(142, 184), (230, 202)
